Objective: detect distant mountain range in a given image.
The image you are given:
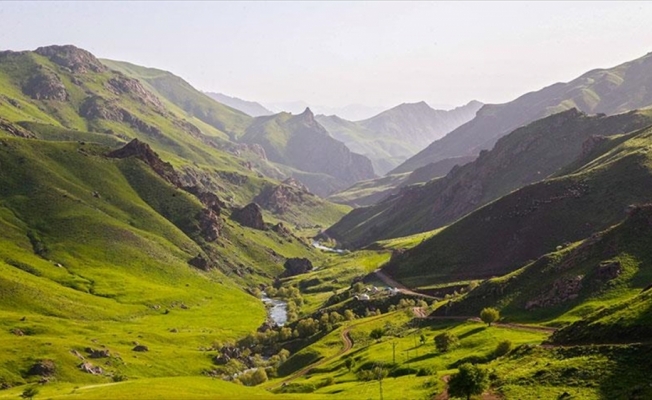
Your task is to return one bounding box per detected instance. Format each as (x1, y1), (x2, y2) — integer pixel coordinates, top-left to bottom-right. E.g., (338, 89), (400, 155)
(204, 92), (273, 117)
(263, 101), (387, 121)
(317, 100), (482, 175)
(394, 51), (652, 174)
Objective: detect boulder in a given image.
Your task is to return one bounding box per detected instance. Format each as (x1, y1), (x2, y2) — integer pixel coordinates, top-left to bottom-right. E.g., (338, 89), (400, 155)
(282, 258), (313, 277)
(188, 254), (211, 271)
(231, 203), (265, 230)
(197, 208), (221, 242)
(85, 347), (110, 358)
(27, 359), (56, 377)
(132, 345), (149, 352)
(79, 362), (103, 375)
(108, 139), (180, 186)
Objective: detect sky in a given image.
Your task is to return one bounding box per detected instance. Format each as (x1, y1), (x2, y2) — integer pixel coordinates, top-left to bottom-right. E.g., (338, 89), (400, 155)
(2, 1), (652, 110)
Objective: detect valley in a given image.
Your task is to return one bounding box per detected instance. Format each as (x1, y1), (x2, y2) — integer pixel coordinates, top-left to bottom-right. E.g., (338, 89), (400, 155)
(1, 40), (652, 400)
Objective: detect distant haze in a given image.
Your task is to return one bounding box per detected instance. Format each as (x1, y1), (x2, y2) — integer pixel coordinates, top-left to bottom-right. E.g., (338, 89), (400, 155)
(1, 2), (652, 109)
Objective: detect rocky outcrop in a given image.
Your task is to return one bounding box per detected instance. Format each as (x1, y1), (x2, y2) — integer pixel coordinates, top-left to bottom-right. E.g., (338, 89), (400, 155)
(80, 96), (164, 138)
(22, 68), (68, 101)
(85, 347), (110, 359)
(108, 139), (180, 186)
(254, 179), (313, 214)
(525, 275), (584, 310)
(188, 254), (211, 271)
(0, 119), (35, 138)
(198, 208), (221, 242)
(106, 75), (164, 110)
(231, 203), (265, 230)
(27, 359), (56, 377)
(79, 362), (103, 375)
(271, 222), (291, 236)
(282, 257), (313, 277)
(35, 45), (106, 74)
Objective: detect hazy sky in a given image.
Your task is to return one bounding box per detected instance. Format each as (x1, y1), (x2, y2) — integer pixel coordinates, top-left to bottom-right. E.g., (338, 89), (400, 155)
(2, 1), (652, 109)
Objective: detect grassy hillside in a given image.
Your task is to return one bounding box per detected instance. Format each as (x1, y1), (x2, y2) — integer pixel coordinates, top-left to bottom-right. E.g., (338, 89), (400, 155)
(395, 51), (652, 174)
(327, 108), (652, 247)
(241, 109), (376, 196)
(383, 122), (652, 288)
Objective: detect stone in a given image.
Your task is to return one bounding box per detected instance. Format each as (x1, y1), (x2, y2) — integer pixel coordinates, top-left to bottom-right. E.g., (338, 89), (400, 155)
(132, 345), (149, 352)
(79, 362), (103, 375)
(282, 257), (313, 277)
(230, 203), (265, 230)
(27, 359), (56, 377)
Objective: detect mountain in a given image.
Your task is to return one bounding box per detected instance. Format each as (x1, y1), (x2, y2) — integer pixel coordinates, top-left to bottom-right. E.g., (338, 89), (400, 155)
(381, 117), (652, 288)
(394, 51), (652, 174)
(327, 108), (652, 247)
(240, 108), (376, 196)
(317, 100), (482, 175)
(437, 204), (652, 323)
(265, 101), (386, 121)
(327, 155), (476, 207)
(204, 92), (272, 117)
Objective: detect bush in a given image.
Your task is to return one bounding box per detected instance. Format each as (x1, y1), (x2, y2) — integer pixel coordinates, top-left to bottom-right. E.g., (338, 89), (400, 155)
(494, 340), (513, 357)
(416, 367), (434, 377)
(370, 328), (385, 340)
(434, 331), (459, 352)
(480, 307), (500, 326)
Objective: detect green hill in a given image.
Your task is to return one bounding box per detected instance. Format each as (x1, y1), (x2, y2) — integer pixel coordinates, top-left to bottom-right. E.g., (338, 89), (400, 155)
(394, 51), (652, 174)
(382, 119), (652, 288)
(0, 136), (328, 389)
(241, 109), (376, 196)
(327, 108), (652, 247)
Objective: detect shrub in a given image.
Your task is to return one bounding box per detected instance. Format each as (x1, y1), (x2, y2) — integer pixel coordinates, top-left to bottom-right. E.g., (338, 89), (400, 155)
(494, 340), (513, 357)
(370, 328), (384, 340)
(434, 331), (459, 352)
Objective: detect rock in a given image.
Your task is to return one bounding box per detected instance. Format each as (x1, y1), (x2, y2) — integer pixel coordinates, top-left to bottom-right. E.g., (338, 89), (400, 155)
(282, 257), (313, 277)
(35, 45), (107, 74)
(254, 180), (313, 214)
(105, 75), (163, 110)
(197, 208), (221, 242)
(22, 69), (69, 101)
(79, 362), (103, 375)
(597, 261), (622, 281)
(271, 222), (291, 236)
(526, 275), (584, 310)
(27, 359), (56, 377)
(108, 139), (180, 186)
(188, 254), (211, 271)
(231, 203), (265, 230)
(85, 347), (110, 358)
(132, 345), (149, 352)
(0, 118), (34, 138)
(10, 328), (24, 336)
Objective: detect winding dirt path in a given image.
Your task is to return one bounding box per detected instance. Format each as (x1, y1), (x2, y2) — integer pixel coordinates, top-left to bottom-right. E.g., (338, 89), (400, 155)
(275, 323), (357, 388)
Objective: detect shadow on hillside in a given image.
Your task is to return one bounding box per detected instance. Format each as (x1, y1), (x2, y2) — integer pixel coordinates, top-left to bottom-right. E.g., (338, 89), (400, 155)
(458, 326), (485, 340)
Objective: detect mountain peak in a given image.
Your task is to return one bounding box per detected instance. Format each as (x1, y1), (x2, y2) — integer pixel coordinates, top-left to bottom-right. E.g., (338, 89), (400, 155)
(34, 44), (106, 74)
(297, 107), (315, 123)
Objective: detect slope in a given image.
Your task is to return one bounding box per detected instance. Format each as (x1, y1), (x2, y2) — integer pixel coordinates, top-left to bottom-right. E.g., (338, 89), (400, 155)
(395, 51), (652, 173)
(204, 92), (273, 117)
(327, 108), (652, 247)
(241, 108), (376, 196)
(317, 100), (481, 175)
(382, 121), (652, 288)
(0, 136), (326, 389)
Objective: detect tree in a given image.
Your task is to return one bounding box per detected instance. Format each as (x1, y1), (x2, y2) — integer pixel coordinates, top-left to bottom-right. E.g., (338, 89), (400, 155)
(420, 333), (427, 345)
(448, 363), (489, 400)
(344, 357), (354, 372)
(434, 331), (459, 353)
(494, 340), (512, 357)
(344, 309), (355, 321)
(373, 365), (388, 400)
(370, 328), (384, 340)
(21, 386), (40, 400)
(480, 307), (500, 326)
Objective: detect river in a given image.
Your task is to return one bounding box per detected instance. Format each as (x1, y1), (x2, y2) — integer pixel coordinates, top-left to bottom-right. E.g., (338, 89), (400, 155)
(261, 293), (287, 326)
(312, 240), (346, 254)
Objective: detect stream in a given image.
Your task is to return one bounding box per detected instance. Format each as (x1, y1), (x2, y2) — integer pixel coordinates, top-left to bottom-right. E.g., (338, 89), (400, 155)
(261, 293), (287, 326)
(312, 240), (345, 254)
